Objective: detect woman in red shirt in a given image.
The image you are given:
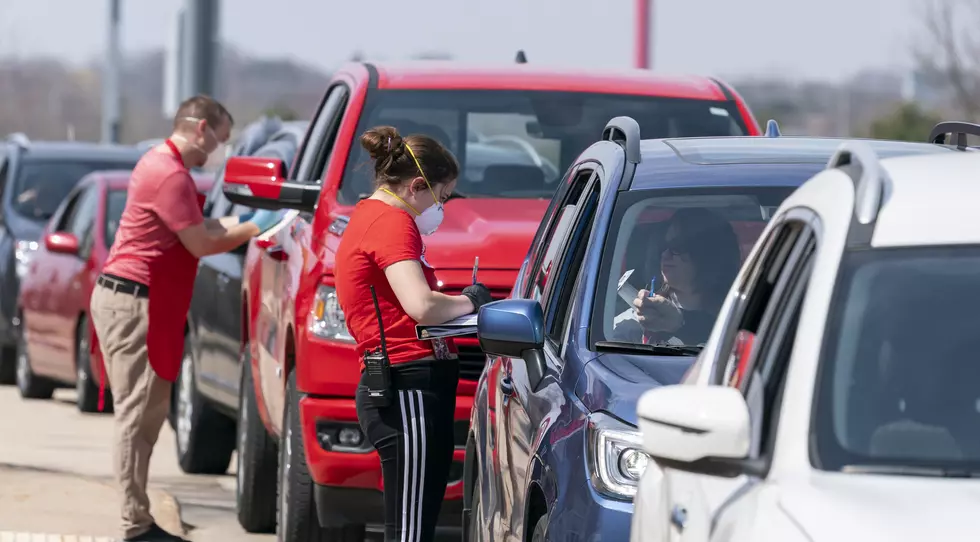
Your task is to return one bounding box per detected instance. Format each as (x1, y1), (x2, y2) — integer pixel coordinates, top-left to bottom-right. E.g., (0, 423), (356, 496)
(335, 125), (492, 542)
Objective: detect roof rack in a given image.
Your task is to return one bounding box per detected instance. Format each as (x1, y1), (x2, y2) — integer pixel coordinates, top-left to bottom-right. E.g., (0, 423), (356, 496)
(826, 141), (886, 225)
(602, 116), (641, 164)
(928, 121), (980, 150)
(515, 50), (527, 64)
(764, 119), (781, 138)
(6, 132), (30, 147)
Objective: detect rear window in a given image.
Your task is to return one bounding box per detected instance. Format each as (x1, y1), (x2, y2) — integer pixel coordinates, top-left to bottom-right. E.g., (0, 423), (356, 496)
(340, 90), (748, 204)
(13, 159), (137, 221)
(105, 189), (127, 247)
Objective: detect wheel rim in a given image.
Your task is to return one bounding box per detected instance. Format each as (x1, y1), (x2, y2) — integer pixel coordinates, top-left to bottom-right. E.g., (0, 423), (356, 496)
(15, 340), (28, 390)
(280, 405), (292, 534)
(237, 388), (248, 496)
(176, 354), (194, 454)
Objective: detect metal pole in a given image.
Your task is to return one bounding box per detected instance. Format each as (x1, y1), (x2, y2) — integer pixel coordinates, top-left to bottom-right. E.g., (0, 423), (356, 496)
(633, 0), (652, 69)
(182, 0), (220, 99)
(102, 0), (121, 143)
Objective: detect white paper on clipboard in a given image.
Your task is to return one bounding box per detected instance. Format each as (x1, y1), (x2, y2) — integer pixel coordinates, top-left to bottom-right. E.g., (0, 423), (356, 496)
(617, 269), (639, 303)
(257, 210), (300, 241)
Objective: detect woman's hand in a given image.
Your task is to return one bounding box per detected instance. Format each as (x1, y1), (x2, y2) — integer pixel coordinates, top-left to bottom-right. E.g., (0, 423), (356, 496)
(461, 283), (492, 312)
(633, 289), (684, 333)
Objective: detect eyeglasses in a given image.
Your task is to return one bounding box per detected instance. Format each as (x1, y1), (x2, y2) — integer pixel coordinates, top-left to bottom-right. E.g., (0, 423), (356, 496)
(663, 238), (691, 257)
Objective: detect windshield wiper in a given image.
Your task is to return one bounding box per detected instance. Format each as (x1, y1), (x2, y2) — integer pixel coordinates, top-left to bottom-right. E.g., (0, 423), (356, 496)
(594, 340), (702, 356)
(842, 464), (980, 478)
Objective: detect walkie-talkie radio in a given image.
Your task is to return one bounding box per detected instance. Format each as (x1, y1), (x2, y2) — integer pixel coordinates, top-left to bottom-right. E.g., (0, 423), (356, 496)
(363, 285), (392, 407)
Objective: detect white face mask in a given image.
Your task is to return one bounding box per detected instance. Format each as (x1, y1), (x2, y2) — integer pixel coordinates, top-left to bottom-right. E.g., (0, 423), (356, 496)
(174, 116), (223, 169)
(415, 202), (444, 236)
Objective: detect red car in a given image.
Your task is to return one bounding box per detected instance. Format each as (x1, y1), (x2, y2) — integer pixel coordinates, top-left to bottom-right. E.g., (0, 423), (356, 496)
(220, 61), (760, 540)
(16, 169), (213, 412)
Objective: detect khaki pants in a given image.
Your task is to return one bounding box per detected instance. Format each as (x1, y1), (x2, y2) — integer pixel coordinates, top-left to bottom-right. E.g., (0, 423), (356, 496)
(90, 284), (172, 540)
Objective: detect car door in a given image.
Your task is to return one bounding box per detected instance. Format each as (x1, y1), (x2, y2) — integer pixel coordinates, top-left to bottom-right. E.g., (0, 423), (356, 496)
(258, 82), (350, 433)
(660, 212), (818, 542)
(498, 167), (601, 542)
(46, 183), (99, 382)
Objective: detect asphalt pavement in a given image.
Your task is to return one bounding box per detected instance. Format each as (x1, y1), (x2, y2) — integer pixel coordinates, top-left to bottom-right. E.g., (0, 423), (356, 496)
(0, 385), (272, 542)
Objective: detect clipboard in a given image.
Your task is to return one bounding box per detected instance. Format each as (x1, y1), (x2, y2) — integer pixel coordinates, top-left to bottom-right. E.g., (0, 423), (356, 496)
(415, 313), (479, 340)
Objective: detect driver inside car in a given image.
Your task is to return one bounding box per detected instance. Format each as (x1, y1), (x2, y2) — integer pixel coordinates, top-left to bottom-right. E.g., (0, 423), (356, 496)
(615, 207), (741, 346)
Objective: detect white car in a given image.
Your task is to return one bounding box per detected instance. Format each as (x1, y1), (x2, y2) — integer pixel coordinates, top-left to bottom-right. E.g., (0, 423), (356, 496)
(630, 127), (980, 542)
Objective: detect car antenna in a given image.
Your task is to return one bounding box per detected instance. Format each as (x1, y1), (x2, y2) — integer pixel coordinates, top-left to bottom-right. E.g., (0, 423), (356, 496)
(515, 50), (527, 64)
(764, 119), (781, 138)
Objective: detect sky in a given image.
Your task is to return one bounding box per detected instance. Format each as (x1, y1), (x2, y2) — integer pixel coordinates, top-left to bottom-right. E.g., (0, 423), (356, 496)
(0, 0), (924, 82)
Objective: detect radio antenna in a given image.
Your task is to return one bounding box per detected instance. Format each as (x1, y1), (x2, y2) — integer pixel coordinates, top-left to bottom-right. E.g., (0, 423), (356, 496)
(370, 286), (388, 359)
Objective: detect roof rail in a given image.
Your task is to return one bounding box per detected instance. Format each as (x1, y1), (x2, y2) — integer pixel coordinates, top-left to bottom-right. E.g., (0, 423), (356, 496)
(602, 116), (641, 164)
(764, 119), (781, 138)
(826, 141), (886, 225)
(515, 50), (527, 64)
(6, 132), (30, 147)
(928, 121), (980, 150)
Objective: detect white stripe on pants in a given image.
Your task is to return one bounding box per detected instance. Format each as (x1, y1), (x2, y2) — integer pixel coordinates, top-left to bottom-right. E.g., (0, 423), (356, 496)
(399, 390), (427, 542)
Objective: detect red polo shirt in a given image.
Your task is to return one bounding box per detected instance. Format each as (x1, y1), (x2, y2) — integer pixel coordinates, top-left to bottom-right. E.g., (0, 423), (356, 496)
(103, 147), (204, 284)
(335, 199), (457, 370)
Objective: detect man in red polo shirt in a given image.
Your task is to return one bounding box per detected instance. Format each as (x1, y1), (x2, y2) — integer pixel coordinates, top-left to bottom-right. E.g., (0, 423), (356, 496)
(90, 95), (281, 542)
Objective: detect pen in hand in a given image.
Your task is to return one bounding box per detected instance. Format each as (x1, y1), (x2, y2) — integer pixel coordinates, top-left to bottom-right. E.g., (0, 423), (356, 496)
(472, 256), (479, 285)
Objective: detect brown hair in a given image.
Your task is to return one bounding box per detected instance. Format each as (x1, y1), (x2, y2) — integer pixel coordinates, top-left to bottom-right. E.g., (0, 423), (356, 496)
(173, 94), (234, 129)
(359, 125), (459, 188)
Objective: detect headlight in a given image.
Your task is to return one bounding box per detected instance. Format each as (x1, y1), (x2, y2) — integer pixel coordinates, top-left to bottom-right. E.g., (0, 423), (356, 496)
(309, 284), (354, 342)
(14, 240), (38, 279)
(586, 412), (650, 500)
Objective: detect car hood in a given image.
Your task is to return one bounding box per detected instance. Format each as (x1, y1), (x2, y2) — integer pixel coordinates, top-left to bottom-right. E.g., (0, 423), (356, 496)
(414, 198), (549, 270)
(777, 473), (980, 540)
(574, 353), (694, 426)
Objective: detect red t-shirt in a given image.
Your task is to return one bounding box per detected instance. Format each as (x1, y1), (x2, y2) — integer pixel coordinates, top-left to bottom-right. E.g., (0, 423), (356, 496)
(103, 147), (205, 285)
(335, 199), (457, 369)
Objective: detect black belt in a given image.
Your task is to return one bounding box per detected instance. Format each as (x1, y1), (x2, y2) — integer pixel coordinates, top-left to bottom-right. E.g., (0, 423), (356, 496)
(97, 274), (149, 298)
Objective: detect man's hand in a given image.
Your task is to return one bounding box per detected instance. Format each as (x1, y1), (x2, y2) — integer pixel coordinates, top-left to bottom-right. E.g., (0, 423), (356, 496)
(633, 289), (684, 333)
(245, 210), (283, 235)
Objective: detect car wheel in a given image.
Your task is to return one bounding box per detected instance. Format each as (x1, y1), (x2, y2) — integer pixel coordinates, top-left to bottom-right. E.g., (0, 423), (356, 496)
(15, 323), (54, 400)
(75, 315), (112, 414)
(468, 469), (483, 542)
(277, 371), (364, 542)
(530, 513), (548, 542)
(236, 348), (278, 533)
(174, 335), (235, 474)
(0, 346), (16, 385)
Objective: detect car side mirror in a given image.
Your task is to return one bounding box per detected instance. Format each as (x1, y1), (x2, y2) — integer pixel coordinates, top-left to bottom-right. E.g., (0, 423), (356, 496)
(44, 232), (79, 255)
(637, 385), (757, 478)
(477, 299), (547, 389)
(222, 156), (320, 213)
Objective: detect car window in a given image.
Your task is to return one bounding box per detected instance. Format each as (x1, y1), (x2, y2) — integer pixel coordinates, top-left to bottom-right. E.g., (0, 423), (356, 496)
(12, 159), (136, 222)
(340, 90), (749, 205)
(68, 186), (100, 256)
(813, 246), (980, 473)
(294, 84), (349, 185)
(104, 189), (127, 248)
(593, 187), (795, 350)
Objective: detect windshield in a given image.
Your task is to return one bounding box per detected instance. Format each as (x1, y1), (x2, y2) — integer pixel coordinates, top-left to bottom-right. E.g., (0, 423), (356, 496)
(340, 90), (748, 204)
(813, 247), (980, 473)
(13, 159), (137, 221)
(105, 189), (127, 247)
(593, 187), (794, 350)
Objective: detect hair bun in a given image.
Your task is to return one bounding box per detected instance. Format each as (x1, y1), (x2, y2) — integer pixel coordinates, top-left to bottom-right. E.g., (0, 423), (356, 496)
(360, 126), (404, 162)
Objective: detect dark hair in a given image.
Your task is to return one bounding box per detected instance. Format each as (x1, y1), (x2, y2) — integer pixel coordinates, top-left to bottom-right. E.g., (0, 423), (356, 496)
(173, 94), (234, 129)
(658, 208), (741, 308)
(360, 125), (459, 188)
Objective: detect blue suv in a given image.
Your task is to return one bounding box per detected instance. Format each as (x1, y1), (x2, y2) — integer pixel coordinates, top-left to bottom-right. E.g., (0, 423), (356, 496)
(462, 118), (957, 542)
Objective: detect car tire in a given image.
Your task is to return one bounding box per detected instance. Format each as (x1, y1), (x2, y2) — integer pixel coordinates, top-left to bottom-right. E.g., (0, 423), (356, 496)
(236, 349), (278, 533)
(277, 370), (364, 542)
(530, 513), (548, 542)
(174, 335), (235, 474)
(467, 469), (483, 542)
(15, 323), (54, 400)
(0, 346), (16, 385)
(75, 315), (112, 414)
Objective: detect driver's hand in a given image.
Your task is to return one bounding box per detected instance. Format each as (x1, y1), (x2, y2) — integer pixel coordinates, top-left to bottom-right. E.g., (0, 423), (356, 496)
(633, 289), (684, 333)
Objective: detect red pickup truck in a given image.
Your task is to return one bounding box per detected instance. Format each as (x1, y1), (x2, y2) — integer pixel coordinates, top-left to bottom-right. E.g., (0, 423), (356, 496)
(221, 60), (760, 540)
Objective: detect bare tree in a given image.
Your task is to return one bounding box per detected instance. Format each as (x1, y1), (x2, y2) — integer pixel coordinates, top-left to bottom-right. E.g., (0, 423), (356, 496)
(915, 0), (980, 118)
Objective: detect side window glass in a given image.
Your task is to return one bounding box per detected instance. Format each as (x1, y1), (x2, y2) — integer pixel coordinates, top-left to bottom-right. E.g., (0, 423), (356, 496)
(523, 168), (595, 298)
(69, 187), (99, 256)
(56, 190), (83, 232)
(546, 181), (601, 345)
(294, 84), (350, 185)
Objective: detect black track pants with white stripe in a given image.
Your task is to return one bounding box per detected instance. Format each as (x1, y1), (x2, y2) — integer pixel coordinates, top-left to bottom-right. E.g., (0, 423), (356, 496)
(356, 360), (459, 542)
